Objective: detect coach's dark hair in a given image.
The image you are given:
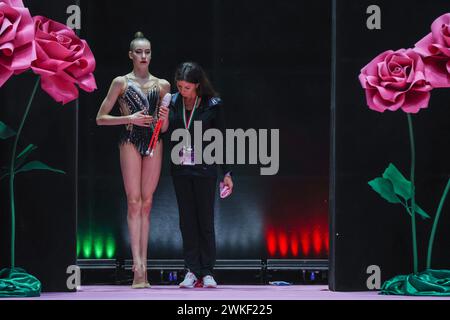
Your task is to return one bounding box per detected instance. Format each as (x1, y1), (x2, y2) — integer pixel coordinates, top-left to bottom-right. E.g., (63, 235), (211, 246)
(175, 62), (218, 97)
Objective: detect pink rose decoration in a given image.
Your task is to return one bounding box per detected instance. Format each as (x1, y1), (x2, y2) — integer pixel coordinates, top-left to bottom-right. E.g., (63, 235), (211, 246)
(359, 49), (433, 113)
(0, 0), (36, 87)
(31, 16), (97, 104)
(414, 13), (450, 88)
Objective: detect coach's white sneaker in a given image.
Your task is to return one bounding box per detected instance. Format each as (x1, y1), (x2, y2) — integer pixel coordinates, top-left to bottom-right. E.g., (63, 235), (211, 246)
(202, 275), (217, 288)
(179, 272), (197, 288)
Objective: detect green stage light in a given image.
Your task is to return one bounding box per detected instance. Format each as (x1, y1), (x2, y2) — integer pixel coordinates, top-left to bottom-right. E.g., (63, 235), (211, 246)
(76, 235), (81, 258)
(94, 235), (104, 259)
(106, 234), (116, 259)
(82, 235), (93, 258)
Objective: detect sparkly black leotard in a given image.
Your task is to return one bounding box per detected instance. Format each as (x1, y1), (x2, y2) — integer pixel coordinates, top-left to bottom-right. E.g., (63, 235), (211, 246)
(118, 76), (161, 156)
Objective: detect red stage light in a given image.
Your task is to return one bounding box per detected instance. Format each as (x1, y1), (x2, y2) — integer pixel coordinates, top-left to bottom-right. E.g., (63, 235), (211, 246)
(312, 227), (322, 255)
(290, 233), (299, 257)
(301, 230), (311, 257)
(267, 230), (277, 256)
(278, 232), (288, 257)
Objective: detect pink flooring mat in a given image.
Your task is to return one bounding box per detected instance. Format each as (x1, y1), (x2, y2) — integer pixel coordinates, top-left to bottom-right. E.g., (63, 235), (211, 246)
(4, 285), (450, 300)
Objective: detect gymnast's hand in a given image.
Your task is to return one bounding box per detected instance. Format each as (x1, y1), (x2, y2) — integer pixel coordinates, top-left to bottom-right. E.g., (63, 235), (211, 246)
(129, 110), (154, 127)
(158, 106), (169, 121)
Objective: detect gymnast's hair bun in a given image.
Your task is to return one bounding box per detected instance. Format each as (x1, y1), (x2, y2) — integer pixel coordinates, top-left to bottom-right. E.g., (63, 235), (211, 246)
(130, 31), (150, 50)
(134, 31), (145, 39)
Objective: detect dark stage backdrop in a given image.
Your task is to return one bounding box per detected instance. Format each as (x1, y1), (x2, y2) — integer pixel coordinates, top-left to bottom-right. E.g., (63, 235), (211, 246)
(77, 0), (331, 262)
(330, 0), (450, 291)
(0, 0), (330, 291)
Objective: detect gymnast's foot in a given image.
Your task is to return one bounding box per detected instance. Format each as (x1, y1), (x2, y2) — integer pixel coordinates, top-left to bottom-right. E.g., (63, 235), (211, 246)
(142, 263), (151, 288)
(131, 264), (146, 289)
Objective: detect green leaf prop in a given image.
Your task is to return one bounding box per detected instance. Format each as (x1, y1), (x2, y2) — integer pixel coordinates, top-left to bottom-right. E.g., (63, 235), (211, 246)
(15, 144), (38, 169)
(0, 121), (16, 140)
(368, 177), (401, 204)
(411, 205), (430, 220)
(369, 166), (430, 220)
(382, 163), (412, 201)
(15, 161), (65, 175)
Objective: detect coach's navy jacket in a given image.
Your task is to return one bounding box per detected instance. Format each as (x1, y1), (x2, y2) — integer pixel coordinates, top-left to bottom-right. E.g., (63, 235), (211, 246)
(166, 93), (231, 178)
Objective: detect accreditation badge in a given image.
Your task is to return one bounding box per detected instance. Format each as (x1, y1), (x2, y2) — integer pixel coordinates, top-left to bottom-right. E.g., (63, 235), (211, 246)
(180, 96), (200, 166)
(180, 146), (195, 166)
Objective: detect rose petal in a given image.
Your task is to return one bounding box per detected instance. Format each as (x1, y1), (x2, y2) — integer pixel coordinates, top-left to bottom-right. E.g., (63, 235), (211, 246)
(2, 0), (25, 7)
(0, 1), (35, 86)
(40, 75), (79, 105)
(423, 56), (450, 87)
(360, 48), (432, 113)
(401, 91), (431, 113)
(30, 15), (96, 102)
(373, 90), (405, 112)
(77, 73), (97, 92)
(0, 63), (13, 86)
(415, 33), (434, 56)
(431, 13), (450, 47)
(10, 41), (35, 70)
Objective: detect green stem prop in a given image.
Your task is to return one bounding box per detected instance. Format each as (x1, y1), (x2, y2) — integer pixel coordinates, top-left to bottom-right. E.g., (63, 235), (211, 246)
(407, 114), (418, 274)
(427, 179), (450, 269)
(8, 77), (40, 270)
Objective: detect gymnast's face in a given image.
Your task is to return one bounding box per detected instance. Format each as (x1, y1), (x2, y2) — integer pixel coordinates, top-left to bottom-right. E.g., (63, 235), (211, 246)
(177, 80), (199, 99)
(129, 40), (151, 67)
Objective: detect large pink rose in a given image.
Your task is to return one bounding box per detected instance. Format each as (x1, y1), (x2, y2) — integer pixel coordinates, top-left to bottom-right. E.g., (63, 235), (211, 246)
(414, 13), (450, 88)
(0, 0), (36, 87)
(31, 16), (97, 104)
(359, 49), (433, 113)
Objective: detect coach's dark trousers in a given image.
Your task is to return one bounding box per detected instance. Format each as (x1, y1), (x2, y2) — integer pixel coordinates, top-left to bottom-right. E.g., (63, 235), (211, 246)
(172, 175), (217, 278)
